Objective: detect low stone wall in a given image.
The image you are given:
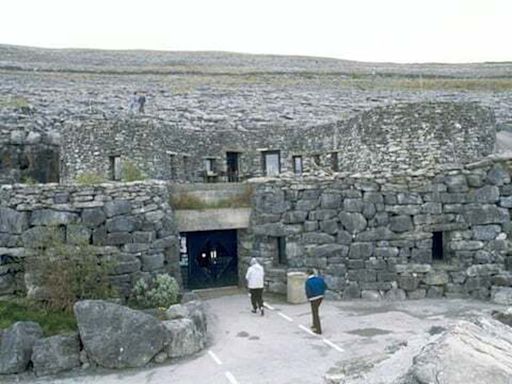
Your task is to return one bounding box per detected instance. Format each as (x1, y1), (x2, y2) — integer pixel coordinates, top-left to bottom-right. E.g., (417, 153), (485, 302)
(249, 156), (512, 300)
(0, 181), (180, 298)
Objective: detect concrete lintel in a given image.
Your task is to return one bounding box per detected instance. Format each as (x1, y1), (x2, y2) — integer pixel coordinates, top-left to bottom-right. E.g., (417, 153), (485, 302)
(175, 208), (251, 232)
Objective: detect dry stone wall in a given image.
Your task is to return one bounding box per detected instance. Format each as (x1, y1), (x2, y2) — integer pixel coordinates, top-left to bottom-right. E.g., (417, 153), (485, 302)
(249, 156), (512, 300)
(59, 102), (495, 183)
(0, 181), (180, 298)
(0, 113), (61, 184)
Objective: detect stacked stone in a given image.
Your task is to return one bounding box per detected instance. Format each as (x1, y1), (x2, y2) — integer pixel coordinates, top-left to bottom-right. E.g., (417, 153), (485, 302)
(0, 110), (62, 184)
(249, 157), (512, 301)
(59, 102), (495, 184)
(0, 181), (179, 298)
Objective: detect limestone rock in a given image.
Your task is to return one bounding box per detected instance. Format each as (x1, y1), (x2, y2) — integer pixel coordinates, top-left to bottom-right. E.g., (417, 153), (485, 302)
(0, 321), (43, 374)
(31, 333), (81, 376)
(184, 300), (208, 338)
(74, 300), (166, 369)
(491, 286), (512, 305)
(165, 304), (190, 320)
(401, 316), (512, 384)
(163, 318), (204, 358)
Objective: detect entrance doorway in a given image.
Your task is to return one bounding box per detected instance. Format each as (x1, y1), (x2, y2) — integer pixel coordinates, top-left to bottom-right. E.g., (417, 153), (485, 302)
(226, 152), (240, 182)
(183, 230), (238, 289)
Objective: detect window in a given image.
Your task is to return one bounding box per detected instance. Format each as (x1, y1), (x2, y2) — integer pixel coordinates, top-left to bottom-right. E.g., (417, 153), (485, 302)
(313, 154), (321, 166)
(432, 232), (444, 261)
(169, 154), (176, 180)
(262, 151), (280, 176)
(183, 156), (189, 181)
(109, 156), (121, 181)
(331, 152), (339, 172)
(293, 156), (303, 175)
(205, 158), (216, 175)
(276, 237), (287, 265)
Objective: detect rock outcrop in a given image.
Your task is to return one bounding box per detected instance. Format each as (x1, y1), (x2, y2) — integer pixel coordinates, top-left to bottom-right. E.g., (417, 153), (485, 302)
(74, 300), (166, 369)
(401, 316), (512, 384)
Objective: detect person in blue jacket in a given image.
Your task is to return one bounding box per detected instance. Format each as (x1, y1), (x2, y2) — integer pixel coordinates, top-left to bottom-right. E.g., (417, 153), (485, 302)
(304, 269), (327, 334)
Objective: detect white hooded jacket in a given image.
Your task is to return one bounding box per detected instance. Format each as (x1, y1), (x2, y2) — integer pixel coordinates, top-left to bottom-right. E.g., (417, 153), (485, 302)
(246, 259), (264, 289)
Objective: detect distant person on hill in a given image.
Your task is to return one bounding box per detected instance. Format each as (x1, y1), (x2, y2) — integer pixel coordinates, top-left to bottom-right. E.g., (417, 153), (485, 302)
(246, 257), (265, 316)
(138, 92), (146, 114)
(305, 269), (327, 334)
(129, 91), (139, 113)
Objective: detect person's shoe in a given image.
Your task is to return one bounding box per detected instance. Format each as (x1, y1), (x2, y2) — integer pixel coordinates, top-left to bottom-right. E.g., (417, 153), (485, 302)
(251, 309), (257, 313)
(260, 308), (264, 316)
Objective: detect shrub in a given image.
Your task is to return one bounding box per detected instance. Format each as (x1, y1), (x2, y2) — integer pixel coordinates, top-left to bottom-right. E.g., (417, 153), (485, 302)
(75, 172), (106, 185)
(122, 160), (146, 182)
(27, 228), (117, 312)
(132, 274), (180, 309)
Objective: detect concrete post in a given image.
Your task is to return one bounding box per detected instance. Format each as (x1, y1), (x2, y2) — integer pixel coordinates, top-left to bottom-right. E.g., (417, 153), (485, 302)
(287, 272), (308, 304)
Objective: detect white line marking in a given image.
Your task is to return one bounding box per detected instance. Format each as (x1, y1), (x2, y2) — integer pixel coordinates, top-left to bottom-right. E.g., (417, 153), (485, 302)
(208, 350), (222, 365)
(263, 302), (275, 310)
(277, 312), (294, 322)
(225, 371), (239, 384)
(322, 338), (344, 352)
(299, 324), (318, 336)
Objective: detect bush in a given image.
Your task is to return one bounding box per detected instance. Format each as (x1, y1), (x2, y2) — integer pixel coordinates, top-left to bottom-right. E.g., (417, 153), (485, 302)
(132, 274), (180, 309)
(75, 172), (106, 185)
(122, 160), (146, 182)
(27, 228), (117, 312)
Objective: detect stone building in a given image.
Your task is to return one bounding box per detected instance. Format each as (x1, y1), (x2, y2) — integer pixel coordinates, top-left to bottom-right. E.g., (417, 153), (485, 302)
(1, 99), (511, 302)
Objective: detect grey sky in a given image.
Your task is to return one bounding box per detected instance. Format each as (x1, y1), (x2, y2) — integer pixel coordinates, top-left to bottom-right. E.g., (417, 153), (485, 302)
(0, 0), (510, 63)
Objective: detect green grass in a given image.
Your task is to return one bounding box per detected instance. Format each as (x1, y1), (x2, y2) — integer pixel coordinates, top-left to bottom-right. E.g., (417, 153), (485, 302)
(0, 300), (77, 336)
(75, 171), (106, 185)
(171, 186), (253, 210)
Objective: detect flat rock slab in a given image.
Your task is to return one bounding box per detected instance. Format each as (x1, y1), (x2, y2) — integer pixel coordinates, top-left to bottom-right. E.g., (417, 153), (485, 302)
(74, 300), (166, 369)
(402, 316), (512, 384)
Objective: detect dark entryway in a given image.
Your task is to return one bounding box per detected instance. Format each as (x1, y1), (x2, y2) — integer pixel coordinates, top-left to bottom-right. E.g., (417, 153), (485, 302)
(183, 230), (238, 289)
(432, 231), (444, 261)
(226, 152), (240, 182)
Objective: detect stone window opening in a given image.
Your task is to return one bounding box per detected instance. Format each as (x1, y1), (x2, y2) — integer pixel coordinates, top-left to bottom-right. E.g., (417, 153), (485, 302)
(331, 152), (339, 172)
(313, 154), (321, 167)
(205, 158), (216, 175)
(109, 155), (121, 181)
(261, 150), (281, 176)
(293, 156), (303, 175)
(273, 236), (287, 266)
(183, 155), (190, 181)
(432, 231), (444, 261)
(169, 153), (176, 181)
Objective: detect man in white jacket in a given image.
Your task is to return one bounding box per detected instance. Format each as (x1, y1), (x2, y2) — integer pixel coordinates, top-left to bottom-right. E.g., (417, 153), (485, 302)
(245, 258), (265, 316)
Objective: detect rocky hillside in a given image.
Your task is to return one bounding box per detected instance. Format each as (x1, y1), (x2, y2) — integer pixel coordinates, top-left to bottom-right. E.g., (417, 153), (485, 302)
(1, 44), (511, 133)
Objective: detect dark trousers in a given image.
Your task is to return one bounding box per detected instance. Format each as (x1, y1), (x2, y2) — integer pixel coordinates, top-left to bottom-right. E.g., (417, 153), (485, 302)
(250, 288), (264, 310)
(310, 298), (323, 334)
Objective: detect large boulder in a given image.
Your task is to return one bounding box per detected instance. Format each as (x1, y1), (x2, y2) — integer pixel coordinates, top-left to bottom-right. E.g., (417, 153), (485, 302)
(163, 318), (205, 358)
(31, 333), (81, 376)
(0, 321), (43, 374)
(401, 316), (512, 384)
(74, 300), (166, 369)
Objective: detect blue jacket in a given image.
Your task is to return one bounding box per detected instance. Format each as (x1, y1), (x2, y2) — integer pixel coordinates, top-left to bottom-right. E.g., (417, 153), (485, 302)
(305, 275), (327, 300)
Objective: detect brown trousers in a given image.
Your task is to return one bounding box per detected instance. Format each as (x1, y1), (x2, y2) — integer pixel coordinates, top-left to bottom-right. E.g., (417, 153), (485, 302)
(310, 298), (323, 334)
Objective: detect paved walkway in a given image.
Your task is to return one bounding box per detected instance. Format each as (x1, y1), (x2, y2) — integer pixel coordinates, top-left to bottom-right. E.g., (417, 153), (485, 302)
(23, 292), (505, 384)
